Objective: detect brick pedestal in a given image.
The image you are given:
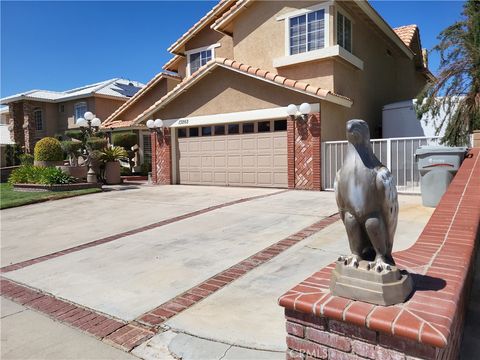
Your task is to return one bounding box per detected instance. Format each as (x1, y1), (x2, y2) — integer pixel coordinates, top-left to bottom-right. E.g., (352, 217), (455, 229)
(280, 148), (480, 360)
(8, 102), (25, 147)
(287, 112), (321, 190)
(151, 129), (172, 185)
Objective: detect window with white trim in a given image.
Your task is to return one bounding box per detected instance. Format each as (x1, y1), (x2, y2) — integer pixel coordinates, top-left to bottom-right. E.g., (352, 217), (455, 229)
(289, 9), (325, 55)
(34, 109), (43, 131)
(74, 102), (87, 121)
(337, 11), (352, 52)
(188, 49), (212, 75)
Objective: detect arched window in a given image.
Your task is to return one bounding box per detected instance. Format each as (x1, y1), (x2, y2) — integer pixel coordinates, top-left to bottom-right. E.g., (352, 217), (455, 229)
(33, 109), (43, 131)
(74, 102), (88, 121)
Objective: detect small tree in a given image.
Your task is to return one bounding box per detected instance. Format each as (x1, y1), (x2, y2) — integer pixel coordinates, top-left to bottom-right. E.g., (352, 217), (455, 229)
(416, 0), (480, 146)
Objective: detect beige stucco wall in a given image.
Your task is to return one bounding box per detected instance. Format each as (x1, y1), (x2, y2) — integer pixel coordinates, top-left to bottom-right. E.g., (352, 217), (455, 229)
(330, 4), (427, 138)
(184, 26), (234, 60)
(94, 97), (127, 124)
(154, 67), (319, 120)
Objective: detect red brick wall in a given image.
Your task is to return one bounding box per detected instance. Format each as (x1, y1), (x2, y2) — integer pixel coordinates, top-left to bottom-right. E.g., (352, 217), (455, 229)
(287, 112), (321, 190)
(151, 129), (171, 185)
(281, 148), (480, 360)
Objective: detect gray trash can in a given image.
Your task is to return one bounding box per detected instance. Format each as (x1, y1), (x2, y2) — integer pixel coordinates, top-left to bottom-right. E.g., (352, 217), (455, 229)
(415, 146), (467, 207)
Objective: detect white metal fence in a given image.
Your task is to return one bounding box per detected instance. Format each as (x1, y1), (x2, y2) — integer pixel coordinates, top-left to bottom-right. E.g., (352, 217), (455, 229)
(321, 136), (441, 194)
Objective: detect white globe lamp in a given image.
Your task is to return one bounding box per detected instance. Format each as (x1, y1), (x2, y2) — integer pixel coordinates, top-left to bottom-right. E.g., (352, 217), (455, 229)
(286, 104), (298, 116)
(146, 119), (155, 129)
(91, 117), (101, 127)
(77, 118), (87, 128)
(154, 119), (164, 128)
(84, 111), (94, 121)
(299, 103), (311, 115)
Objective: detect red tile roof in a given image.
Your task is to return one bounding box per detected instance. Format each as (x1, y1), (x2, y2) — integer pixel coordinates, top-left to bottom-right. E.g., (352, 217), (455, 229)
(211, 0), (251, 33)
(132, 57), (352, 125)
(393, 25), (418, 48)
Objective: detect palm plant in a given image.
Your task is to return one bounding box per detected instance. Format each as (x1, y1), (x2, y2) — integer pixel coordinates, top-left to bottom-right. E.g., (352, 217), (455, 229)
(416, 0), (480, 146)
(100, 146), (128, 162)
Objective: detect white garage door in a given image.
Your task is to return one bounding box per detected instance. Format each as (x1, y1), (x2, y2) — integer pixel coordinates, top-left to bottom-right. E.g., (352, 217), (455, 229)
(177, 120), (287, 188)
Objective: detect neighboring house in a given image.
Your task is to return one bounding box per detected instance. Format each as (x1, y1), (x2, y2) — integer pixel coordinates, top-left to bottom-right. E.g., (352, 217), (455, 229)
(0, 107), (14, 167)
(0, 78), (144, 153)
(102, 0), (433, 190)
(382, 99), (448, 139)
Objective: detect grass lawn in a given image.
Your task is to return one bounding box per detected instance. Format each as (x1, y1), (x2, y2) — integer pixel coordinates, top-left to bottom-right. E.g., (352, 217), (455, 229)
(0, 183), (102, 210)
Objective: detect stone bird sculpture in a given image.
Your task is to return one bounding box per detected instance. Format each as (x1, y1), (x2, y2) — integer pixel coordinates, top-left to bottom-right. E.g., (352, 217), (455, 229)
(334, 119), (398, 272)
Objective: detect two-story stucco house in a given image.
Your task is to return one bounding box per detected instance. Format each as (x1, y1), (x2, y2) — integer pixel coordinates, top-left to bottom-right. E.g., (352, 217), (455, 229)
(102, 0), (433, 190)
(1, 78), (144, 153)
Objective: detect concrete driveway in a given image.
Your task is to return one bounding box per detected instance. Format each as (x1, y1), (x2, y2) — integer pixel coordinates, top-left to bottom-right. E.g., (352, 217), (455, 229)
(0, 185), (433, 360)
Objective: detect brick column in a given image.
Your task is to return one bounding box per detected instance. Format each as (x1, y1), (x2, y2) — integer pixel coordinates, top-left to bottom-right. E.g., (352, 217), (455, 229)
(22, 101), (35, 154)
(151, 128), (172, 185)
(287, 112), (321, 191)
(8, 102), (25, 147)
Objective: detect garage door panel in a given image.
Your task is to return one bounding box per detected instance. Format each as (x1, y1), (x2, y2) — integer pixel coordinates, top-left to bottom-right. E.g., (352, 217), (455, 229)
(242, 155), (256, 167)
(179, 128), (287, 188)
(214, 140), (226, 151)
(257, 172), (272, 185)
(257, 155), (272, 167)
(257, 137), (272, 149)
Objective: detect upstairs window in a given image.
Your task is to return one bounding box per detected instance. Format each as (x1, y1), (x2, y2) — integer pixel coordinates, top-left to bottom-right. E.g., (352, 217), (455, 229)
(337, 12), (352, 52)
(74, 102), (87, 121)
(34, 109), (43, 131)
(289, 9), (325, 55)
(186, 44), (219, 76)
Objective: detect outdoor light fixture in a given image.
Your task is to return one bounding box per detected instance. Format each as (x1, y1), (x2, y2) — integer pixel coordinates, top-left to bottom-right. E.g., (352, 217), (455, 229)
(77, 117), (88, 128)
(146, 118), (164, 133)
(286, 103), (312, 121)
(91, 117), (101, 128)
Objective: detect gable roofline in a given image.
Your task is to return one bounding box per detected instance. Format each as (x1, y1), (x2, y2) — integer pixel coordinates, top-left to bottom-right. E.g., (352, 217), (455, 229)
(1, 78), (145, 105)
(167, 0), (235, 55)
(213, 0), (415, 60)
(132, 57), (352, 125)
(103, 72), (181, 127)
(163, 54), (184, 72)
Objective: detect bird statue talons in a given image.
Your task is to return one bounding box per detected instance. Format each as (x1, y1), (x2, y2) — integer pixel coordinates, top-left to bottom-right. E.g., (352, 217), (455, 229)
(366, 257), (393, 273)
(339, 255), (360, 268)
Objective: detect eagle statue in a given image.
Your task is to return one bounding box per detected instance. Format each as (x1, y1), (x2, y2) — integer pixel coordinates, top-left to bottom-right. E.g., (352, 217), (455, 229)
(334, 119), (398, 273)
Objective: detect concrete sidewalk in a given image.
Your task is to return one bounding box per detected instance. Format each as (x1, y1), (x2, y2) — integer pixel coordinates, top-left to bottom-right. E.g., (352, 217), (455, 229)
(1, 297), (136, 360)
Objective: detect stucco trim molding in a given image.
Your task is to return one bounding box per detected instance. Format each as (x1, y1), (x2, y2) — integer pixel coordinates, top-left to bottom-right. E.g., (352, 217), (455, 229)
(273, 45), (364, 70)
(164, 104), (321, 128)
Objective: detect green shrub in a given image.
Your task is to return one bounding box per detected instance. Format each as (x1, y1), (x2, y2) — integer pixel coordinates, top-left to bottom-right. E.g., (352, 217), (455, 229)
(34, 137), (64, 161)
(19, 153), (34, 165)
(40, 167), (75, 185)
(87, 137), (108, 151)
(61, 141), (83, 155)
(8, 165), (41, 184)
(8, 165), (75, 185)
(120, 166), (132, 176)
(5, 144), (22, 166)
(64, 130), (84, 141)
(140, 161), (151, 176)
(112, 132), (137, 150)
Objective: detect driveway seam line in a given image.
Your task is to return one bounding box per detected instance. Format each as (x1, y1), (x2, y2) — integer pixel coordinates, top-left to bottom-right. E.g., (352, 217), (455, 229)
(135, 212), (341, 328)
(0, 190), (288, 274)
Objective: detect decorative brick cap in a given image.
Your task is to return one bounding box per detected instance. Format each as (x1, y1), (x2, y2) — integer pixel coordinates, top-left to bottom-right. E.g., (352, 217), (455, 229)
(279, 148), (480, 349)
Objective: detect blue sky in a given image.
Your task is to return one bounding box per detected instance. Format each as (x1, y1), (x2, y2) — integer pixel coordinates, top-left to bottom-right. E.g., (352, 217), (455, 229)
(1, 1), (465, 97)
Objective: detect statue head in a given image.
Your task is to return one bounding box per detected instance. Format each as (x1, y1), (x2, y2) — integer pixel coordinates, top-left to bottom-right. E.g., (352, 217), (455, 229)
(346, 119), (370, 145)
